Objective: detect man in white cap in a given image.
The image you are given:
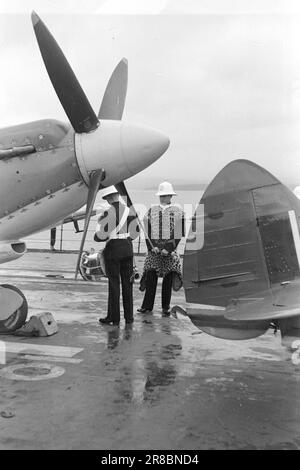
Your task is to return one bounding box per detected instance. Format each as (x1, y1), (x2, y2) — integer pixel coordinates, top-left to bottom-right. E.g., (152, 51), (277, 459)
(94, 186), (139, 326)
(138, 181), (185, 316)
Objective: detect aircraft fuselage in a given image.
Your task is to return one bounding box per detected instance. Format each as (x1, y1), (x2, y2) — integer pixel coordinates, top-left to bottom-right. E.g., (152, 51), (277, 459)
(0, 119), (87, 241)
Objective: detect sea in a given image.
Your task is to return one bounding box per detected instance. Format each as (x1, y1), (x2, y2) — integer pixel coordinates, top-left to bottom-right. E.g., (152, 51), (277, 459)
(24, 189), (203, 255)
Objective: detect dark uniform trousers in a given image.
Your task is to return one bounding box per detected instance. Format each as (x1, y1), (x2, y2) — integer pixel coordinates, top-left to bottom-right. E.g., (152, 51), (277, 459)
(104, 238), (134, 324)
(141, 270), (173, 311)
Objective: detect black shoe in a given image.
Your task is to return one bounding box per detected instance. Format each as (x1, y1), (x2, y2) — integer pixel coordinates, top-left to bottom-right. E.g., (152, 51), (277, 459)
(137, 307), (152, 314)
(162, 309), (171, 317)
(125, 319), (134, 325)
(99, 317), (119, 326)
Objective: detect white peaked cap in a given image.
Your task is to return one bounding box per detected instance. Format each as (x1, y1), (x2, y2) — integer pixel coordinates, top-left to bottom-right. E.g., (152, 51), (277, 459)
(101, 186), (119, 200)
(155, 181), (177, 196)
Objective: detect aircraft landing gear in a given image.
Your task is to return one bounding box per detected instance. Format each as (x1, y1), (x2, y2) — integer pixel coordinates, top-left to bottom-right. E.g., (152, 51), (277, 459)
(0, 284), (28, 334)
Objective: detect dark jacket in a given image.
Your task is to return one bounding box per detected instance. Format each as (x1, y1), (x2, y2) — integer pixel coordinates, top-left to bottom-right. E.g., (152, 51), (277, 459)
(94, 202), (139, 260)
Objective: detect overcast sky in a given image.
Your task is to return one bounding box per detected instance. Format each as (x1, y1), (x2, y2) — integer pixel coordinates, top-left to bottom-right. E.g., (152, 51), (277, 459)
(1, 0), (300, 187)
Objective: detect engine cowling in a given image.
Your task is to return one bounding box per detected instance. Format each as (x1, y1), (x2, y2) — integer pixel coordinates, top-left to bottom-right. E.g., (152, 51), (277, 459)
(0, 242), (27, 264)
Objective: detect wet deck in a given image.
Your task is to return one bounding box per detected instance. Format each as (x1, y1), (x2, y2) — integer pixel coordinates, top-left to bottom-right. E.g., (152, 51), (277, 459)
(0, 251), (300, 450)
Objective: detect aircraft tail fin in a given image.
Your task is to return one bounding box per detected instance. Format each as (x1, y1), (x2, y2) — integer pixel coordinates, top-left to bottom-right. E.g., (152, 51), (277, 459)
(183, 159), (300, 346)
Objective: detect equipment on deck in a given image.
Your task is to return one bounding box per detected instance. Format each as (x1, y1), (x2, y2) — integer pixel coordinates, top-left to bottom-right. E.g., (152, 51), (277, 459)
(79, 250), (106, 281)
(14, 312), (58, 337)
(0, 285), (28, 334)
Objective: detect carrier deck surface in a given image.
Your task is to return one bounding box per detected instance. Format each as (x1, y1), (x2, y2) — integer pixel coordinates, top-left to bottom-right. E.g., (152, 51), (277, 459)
(0, 251), (299, 450)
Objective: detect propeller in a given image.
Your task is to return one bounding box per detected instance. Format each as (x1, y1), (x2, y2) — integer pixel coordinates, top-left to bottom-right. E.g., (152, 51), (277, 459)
(31, 12), (160, 278)
(98, 58), (128, 120)
(31, 12), (104, 278)
(73, 59), (129, 278)
(75, 169), (104, 279)
(31, 11), (99, 133)
(115, 181), (153, 249)
(99, 60), (153, 248)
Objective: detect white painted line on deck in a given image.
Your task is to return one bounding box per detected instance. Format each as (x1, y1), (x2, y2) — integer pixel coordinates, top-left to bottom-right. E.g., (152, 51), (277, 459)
(288, 210), (300, 270)
(3, 341), (83, 358)
(22, 354), (83, 364)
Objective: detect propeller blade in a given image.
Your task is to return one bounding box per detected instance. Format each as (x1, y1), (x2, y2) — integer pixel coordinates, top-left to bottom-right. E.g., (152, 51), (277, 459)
(115, 181), (154, 249)
(32, 11), (99, 133)
(75, 169), (104, 279)
(115, 181), (134, 210)
(98, 58), (128, 120)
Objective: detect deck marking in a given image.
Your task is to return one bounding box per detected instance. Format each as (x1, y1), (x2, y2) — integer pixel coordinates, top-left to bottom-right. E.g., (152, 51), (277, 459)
(2, 341), (83, 358)
(288, 210), (300, 270)
(22, 354), (83, 364)
(0, 363), (65, 381)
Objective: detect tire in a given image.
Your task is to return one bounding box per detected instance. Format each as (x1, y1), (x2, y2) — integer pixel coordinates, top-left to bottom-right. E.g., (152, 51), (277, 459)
(0, 284), (28, 333)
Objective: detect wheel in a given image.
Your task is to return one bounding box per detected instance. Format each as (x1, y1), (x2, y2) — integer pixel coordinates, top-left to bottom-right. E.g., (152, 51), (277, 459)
(0, 284), (28, 333)
(79, 251), (104, 281)
(79, 251), (93, 281)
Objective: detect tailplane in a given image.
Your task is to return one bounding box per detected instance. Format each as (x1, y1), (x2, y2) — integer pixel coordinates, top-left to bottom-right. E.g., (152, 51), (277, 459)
(183, 159), (300, 346)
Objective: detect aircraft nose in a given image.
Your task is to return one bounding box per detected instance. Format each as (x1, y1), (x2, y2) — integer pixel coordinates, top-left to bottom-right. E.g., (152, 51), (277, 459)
(121, 123), (170, 175)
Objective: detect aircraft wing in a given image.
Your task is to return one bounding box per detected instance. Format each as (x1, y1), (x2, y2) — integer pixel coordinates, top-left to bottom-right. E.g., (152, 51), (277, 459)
(62, 208), (97, 225)
(225, 280), (300, 321)
(54, 199), (107, 231)
(55, 207), (98, 234)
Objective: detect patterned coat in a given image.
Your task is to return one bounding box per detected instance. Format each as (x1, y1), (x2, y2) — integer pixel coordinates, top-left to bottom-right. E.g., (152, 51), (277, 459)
(141, 204), (185, 284)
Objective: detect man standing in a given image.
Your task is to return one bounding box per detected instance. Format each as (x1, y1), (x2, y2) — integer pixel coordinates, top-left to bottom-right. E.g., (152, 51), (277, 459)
(94, 186), (138, 326)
